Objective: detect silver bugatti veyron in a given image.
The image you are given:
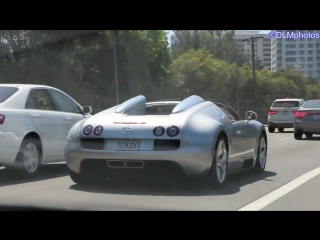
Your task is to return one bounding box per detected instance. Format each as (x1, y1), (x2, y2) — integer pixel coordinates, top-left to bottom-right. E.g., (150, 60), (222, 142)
(65, 95), (267, 187)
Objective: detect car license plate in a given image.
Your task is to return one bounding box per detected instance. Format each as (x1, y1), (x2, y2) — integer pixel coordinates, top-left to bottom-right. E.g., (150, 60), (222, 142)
(313, 115), (320, 120)
(282, 112), (288, 115)
(116, 139), (140, 151)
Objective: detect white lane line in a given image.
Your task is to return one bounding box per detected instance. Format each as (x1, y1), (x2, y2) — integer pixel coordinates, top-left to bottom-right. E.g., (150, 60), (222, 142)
(238, 166), (320, 211)
(278, 138), (290, 141)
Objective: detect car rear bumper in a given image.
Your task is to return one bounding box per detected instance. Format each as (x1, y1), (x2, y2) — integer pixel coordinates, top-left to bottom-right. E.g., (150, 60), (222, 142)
(0, 132), (20, 165)
(294, 120), (320, 134)
(268, 121), (293, 128)
(65, 143), (213, 177)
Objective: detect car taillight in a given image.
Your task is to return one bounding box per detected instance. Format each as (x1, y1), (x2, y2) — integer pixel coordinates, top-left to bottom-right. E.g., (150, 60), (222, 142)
(166, 126), (180, 137)
(295, 111), (308, 118)
(268, 110), (278, 114)
(153, 126), (165, 137)
(0, 114), (5, 124)
(83, 125), (93, 135)
(292, 110), (297, 114)
(93, 125), (103, 136)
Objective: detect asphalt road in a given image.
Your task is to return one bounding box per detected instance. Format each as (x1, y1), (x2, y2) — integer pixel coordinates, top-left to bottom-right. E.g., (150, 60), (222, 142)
(0, 128), (319, 211)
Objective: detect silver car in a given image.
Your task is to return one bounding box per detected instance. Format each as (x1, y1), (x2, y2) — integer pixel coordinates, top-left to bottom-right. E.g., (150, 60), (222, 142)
(268, 98), (305, 133)
(294, 99), (320, 140)
(65, 95), (268, 187)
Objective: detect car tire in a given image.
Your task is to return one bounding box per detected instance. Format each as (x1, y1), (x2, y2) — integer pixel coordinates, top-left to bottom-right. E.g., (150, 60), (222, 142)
(278, 127), (284, 133)
(305, 133), (313, 139)
(254, 133), (267, 173)
(268, 127), (275, 133)
(207, 134), (229, 188)
(69, 170), (92, 185)
(294, 132), (303, 140)
(11, 137), (42, 177)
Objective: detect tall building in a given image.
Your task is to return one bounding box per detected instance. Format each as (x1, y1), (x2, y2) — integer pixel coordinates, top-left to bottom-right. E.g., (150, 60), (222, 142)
(270, 30), (320, 82)
(233, 31), (272, 70)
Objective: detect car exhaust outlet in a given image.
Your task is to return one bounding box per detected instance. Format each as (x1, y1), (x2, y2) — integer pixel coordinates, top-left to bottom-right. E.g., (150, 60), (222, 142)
(107, 160), (125, 168)
(106, 160), (144, 168)
(126, 161), (144, 168)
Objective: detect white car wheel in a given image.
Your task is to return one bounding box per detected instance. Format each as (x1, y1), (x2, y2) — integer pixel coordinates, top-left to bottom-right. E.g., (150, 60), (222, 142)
(207, 135), (229, 187)
(12, 137), (42, 176)
(255, 134), (267, 172)
(215, 139), (227, 183)
(23, 142), (39, 174)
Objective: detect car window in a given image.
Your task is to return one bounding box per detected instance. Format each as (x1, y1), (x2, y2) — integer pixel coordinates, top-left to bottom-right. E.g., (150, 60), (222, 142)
(302, 100), (320, 108)
(48, 89), (82, 114)
(272, 100), (300, 108)
(146, 104), (177, 115)
(26, 89), (56, 110)
(214, 103), (241, 122)
(0, 86), (19, 103)
(25, 95), (36, 109)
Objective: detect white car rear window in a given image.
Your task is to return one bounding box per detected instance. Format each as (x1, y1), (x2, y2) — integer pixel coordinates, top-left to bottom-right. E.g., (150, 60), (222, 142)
(272, 100), (300, 108)
(0, 86), (19, 103)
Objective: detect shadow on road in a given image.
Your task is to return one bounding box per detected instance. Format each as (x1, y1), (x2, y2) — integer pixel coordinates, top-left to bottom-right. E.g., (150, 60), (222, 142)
(0, 163), (69, 188)
(69, 170), (277, 197)
(301, 136), (320, 141)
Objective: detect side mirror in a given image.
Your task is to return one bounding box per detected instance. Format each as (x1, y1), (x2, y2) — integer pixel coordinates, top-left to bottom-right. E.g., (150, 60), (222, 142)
(246, 111), (257, 120)
(82, 105), (92, 114)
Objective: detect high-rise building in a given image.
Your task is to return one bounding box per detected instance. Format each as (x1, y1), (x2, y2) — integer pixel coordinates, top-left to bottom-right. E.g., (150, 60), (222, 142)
(233, 31), (272, 70)
(270, 30), (320, 82)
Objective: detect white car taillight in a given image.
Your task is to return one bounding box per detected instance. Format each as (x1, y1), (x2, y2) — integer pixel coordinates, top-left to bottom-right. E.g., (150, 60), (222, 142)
(0, 114), (5, 124)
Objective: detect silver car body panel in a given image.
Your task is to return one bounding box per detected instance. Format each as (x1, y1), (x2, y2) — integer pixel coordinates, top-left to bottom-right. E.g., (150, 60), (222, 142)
(65, 95), (266, 176)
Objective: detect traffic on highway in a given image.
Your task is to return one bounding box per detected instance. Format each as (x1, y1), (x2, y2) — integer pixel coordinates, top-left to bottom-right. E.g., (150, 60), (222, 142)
(0, 30), (320, 211)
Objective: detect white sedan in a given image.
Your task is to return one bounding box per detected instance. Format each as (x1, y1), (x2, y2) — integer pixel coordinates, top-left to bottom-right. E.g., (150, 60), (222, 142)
(0, 84), (92, 176)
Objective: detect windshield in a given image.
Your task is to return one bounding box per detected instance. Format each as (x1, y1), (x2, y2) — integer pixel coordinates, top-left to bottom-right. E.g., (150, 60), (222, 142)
(302, 100), (320, 108)
(272, 100), (300, 108)
(1, 30), (320, 212)
(0, 86), (18, 103)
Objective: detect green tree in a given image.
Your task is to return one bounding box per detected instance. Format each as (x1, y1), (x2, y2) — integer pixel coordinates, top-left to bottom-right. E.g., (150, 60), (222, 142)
(0, 30), (172, 108)
(170, 30), (249, 66)
(171, 46), (320, 122)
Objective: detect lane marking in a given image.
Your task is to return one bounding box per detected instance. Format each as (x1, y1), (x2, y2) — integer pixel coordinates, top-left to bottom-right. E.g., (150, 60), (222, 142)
(278, 138), (290, 141)
(238, 166), (320, 211)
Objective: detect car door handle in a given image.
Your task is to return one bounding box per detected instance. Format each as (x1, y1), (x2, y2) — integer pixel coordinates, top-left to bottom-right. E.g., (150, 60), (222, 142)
(236, 130), (241, 135)
(31, 115), (40, 118)
(65, 117), (72, 120)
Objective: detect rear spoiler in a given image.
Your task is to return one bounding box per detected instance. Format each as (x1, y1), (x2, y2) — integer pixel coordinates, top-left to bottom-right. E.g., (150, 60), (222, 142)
(114, 95), (206, 115)
(114, 95), (146, 115)
(171, 95), (205, 114)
